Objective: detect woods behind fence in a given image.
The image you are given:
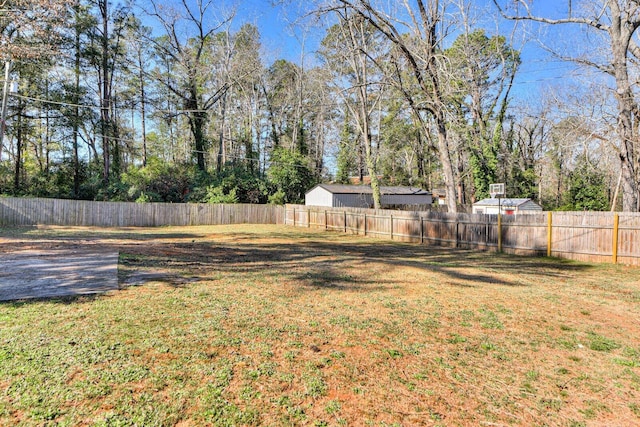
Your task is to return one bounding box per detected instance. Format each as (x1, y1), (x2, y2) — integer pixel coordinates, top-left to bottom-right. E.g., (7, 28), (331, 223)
(286, 205), (640, 266)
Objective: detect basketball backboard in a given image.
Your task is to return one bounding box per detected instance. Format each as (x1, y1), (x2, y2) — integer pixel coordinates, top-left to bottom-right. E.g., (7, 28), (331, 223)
(489, 183), (505, 199)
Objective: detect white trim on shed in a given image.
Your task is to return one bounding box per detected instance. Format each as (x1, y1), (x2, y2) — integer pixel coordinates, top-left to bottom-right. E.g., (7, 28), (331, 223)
(305, 184), (432, 208)
(472, 198), (543, 215)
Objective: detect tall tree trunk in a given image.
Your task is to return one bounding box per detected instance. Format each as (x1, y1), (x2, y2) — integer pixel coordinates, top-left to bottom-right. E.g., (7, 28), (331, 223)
(192, 112), (207, 171)
(43, 81), (50, 174)
(99, 0), (111, 184)
(186, 87), (207, 171)
(415, 132), (426, 185)
(14, 100), (23, 193)
(0, 60), (12, 162)
(358, 84), (380, 209)
(434, 114), (458, 212)
(217, 92), (227, 173)
(111, 93), (121, 175)
(262, 85), (280, 148)
(138, 48), (148, 167)
(612, 43), (640, 211)
(73, 17), (81, 197)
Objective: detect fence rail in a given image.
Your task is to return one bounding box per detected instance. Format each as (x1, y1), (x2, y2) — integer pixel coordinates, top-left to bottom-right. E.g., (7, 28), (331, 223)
(0, 197), (285, 227)
(286, 205), (640, 266)
(1, 197), (638, 266)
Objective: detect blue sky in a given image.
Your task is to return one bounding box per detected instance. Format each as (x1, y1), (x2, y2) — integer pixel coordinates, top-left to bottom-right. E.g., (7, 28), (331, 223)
(247, 0), (583, 95)
(235, 0), (305, 61)
(144, 0), (589, 103)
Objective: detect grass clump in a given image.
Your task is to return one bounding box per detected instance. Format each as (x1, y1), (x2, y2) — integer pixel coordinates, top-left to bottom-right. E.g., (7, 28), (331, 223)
(587, 332), (621, 352)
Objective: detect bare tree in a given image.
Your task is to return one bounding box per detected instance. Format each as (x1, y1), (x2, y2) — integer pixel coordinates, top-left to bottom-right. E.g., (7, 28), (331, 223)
(492, 0), (640, 211)
(1, 0), (68, 162)
(326, 0), (461, 212)
(123, 16), (153, 167)
(0, 0), (68, 60)
(219, 23), (264, 173)
(146, 0), (234, 171)
(262, 59), (303, 152)
(319, 10), (388, 208)
(87, 0), (128, 182)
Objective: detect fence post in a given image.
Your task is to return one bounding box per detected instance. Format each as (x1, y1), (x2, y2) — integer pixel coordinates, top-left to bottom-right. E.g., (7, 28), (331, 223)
(613, 213), (619, 264)
(547, 212), (553, 257)
(485, 215), (489, 248)
(325, 210), (328, 230)
(307, 209), (311, 228)
(344, 211), (347, 233)
(420, 217), (424, 244)
(364, 213), (367, 236)
(293, 208), (296, 227)
(498, 213), (503, 252)
(455, 220), (459, 248)
(390, 214), (394, 240)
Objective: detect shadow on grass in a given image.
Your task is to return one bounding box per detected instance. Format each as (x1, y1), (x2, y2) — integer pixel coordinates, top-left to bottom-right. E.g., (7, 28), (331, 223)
(0, 224), (319, 242)
(0, 225), (212, 242)
(289, 259), (394, 292)
(114, 236), (594, 290)
(0, 226), (597, 304)
(0, 293), (102, 307)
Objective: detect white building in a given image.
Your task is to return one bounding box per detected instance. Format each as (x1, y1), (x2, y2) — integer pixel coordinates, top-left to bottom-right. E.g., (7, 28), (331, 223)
(305, 184), (432, 208)
(472, 198), (543, 215)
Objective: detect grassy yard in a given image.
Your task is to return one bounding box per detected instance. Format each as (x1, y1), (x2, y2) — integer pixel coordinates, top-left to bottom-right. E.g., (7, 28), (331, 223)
(0, 224), (639, 426)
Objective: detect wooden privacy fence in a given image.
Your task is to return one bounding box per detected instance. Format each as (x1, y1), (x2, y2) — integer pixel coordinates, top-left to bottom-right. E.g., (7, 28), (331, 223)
(0, 197), (285, 227)
(286, 205), (640, 266)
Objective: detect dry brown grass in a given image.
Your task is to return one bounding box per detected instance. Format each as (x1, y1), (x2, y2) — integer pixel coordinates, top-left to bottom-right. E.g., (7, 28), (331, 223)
(0, 224), (639, 426)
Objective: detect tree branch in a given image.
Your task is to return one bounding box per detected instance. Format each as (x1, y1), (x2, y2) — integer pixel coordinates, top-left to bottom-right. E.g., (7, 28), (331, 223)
(490, 0), (609, 31)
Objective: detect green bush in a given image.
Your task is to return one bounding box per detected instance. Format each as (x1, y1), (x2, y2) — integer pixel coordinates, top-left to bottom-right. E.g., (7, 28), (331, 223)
(205, 186), (238, 204)
(121, 158), (195, 203)
(267, 189), (286, 205)
(267, 148), (317, 204)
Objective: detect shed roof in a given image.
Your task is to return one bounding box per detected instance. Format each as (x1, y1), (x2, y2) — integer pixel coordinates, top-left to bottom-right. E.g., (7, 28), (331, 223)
(310, 184), (430, 196)
(473, 198), (538, 207)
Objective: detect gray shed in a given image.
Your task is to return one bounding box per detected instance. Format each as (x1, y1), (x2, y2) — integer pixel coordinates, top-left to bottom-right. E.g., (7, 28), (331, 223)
(305, 184), (432, 208)
(472, 198), (543, 215)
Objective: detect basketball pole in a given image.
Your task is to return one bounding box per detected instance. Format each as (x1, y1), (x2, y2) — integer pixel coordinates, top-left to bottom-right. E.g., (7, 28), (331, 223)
(498, 195), (502, 252)
(490, 183), (505, 253)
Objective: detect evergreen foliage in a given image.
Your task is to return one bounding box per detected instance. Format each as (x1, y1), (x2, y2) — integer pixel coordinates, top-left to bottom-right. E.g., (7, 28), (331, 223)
(561, 158), (610, 211)
(267, 148), (317, 204)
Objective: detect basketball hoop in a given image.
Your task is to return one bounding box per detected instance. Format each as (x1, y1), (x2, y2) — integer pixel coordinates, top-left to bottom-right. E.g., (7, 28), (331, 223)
(489, 183), (505, 199)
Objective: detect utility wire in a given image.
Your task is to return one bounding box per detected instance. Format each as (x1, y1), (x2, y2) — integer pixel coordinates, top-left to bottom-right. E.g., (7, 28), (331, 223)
(13, 94), (99, 110)
(3, 67), (622, 120)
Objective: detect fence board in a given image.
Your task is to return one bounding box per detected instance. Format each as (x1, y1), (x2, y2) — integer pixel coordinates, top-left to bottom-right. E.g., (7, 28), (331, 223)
(2, 197), (637, 266)
(0, 197), (284, 228)
(286, 205), (640, 266)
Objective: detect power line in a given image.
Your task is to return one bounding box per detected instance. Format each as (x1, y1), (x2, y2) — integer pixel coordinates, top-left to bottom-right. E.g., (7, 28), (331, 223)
(13, 94), (99, 110)
(2, 65), (622, 123)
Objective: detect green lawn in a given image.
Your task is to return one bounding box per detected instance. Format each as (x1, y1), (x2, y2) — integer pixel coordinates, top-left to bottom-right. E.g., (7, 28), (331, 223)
(0, 224), (639, 426)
